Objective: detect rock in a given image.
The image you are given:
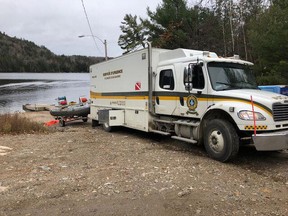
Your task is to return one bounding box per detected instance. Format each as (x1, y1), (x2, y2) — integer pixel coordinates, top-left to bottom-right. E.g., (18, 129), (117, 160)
(178, 187), (192, 197)
(39, 165), (51, 171)
(0, 186), (9, 192)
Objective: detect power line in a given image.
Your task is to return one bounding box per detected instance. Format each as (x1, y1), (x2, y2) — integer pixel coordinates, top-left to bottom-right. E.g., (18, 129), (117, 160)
(80, 0), (102, 55)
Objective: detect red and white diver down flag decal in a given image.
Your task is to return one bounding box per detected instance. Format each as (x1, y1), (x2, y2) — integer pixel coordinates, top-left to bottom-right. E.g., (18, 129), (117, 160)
(135, 82), (141, 90)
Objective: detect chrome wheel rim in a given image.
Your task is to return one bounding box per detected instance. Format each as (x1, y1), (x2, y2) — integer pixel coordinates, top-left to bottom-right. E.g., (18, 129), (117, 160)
(208, 130), (224, 153)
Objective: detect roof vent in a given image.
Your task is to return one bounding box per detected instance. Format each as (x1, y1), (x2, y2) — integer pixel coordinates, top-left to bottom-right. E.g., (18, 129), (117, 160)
(233, 55), (240, 60)
(203, 51), (210, 57)
(227, 54), (240, 60)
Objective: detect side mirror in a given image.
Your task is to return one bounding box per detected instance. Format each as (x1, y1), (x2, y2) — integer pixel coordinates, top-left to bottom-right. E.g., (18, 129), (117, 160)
(184, 62), (203, 92)
(184, 64), (194, 92)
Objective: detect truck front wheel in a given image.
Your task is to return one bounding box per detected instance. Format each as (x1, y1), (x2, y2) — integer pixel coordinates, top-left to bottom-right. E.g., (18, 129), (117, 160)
(204, 119), (239, 162)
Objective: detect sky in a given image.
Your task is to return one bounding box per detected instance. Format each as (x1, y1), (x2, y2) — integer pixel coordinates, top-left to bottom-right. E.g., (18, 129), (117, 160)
(0, 0), (163, 58)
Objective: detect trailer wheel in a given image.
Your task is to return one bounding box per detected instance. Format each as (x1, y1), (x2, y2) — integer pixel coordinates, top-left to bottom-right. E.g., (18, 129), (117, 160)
(204, 119), (239, 162)
(103, 122), (112, 132)
(82, 116), (88, 122)
(59, 119), (65, 127)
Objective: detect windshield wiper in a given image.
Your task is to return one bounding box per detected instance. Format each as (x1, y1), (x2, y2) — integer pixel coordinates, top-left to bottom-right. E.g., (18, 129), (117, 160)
(215, 82), (237, 91)
(216, 81), (258, 90)
(216, 81), (235, 87)
(237, 81), (259, 89)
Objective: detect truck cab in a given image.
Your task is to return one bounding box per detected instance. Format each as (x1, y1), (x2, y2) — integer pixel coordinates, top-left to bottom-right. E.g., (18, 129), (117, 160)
(151, 48), (288, 161)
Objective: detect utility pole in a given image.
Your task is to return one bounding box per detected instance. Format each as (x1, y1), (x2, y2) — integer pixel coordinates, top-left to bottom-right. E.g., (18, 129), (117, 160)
(104, 39), (108, 61)
(79, 35), (108, 61)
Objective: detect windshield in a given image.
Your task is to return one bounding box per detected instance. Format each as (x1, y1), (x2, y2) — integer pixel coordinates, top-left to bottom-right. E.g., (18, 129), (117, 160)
(207, 62), (258, 91)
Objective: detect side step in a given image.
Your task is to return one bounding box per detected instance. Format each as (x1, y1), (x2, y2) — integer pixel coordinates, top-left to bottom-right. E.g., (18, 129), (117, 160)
(154, 119), (200, 127)
(153, 119), (174, 124)
(150, 130), (171, 136)
(150, 131), (198, 144)
(171, 136), (197, 144)
(174, 120), (200, 127)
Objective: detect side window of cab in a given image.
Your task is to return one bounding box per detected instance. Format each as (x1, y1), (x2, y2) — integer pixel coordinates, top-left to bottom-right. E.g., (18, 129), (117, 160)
(159, 69), (175, 90)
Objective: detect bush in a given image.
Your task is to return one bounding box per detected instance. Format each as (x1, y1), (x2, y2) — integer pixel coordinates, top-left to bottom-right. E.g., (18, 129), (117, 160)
(0, 113), (50, 135)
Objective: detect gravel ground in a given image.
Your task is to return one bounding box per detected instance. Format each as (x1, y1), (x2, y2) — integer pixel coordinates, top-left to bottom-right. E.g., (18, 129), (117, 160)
(0, 112), (287, 216)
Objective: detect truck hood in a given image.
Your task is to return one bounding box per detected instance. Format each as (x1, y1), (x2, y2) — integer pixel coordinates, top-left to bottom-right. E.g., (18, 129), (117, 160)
(213, 89), (288, 104)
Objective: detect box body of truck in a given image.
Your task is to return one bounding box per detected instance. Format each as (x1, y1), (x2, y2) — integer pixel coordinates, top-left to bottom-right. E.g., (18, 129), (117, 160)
(90, 48), (167, 132)
(90, 45), (288, 162)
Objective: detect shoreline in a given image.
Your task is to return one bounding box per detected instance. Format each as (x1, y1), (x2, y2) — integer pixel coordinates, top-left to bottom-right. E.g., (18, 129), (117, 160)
(20, 110), (56, 124)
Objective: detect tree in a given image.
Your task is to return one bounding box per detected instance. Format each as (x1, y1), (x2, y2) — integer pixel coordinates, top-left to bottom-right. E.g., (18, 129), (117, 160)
(117, 0), (287, 85)
(248, 1), (288, 84)
(118, 14), (147, 54)
(186, 6), (223, 52)
(146, 0), (190, 49)
(197, 0), (271, 59)
(0, 31), (101, 72)
(118, 0), (224, 52)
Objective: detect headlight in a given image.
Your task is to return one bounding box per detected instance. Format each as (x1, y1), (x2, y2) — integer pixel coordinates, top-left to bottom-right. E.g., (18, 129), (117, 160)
(238, 110), (266, 121)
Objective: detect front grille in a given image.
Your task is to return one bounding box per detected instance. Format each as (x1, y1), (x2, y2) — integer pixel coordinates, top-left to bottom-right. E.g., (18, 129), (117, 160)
(272, 103), (288, 122)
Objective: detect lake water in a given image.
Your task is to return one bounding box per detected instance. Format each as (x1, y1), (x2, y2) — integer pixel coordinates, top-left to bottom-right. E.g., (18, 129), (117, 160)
(0, 73), (90, 114)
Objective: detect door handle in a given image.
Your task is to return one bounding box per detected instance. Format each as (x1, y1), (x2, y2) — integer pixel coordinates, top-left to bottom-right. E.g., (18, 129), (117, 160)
(156, 96), (160, 105)
(180, 97), (184, 106)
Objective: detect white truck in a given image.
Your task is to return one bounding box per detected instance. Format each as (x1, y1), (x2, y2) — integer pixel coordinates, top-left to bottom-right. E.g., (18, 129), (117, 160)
(90, 44), (288, 162)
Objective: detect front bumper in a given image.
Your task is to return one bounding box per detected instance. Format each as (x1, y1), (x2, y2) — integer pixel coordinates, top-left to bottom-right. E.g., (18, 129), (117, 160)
(252, 130), (288, 151)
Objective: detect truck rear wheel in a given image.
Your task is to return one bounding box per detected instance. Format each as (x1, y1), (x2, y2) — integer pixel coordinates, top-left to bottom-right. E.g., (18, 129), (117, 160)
(204, 119), (239, 162)
(103, 122), (112, 132)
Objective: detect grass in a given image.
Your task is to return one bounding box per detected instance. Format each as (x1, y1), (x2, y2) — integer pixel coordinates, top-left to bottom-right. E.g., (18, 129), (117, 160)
(0, 113), (50, 135)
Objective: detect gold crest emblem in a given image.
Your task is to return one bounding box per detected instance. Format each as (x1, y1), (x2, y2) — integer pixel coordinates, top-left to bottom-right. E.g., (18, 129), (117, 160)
(186, 95), (199, 115)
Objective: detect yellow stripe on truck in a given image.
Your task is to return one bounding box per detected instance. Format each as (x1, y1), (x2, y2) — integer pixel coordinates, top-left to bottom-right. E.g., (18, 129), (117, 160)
(91, 92), (148, 100)
(211, 97), (272, 117)
(90, 92), (273, 117)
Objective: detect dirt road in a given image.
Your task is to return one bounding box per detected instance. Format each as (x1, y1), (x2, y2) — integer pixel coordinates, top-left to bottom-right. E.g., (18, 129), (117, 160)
(0, 112), (287, 215)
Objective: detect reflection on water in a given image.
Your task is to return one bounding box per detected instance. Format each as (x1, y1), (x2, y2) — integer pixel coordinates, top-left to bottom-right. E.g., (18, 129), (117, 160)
(0, 73), (90, 114)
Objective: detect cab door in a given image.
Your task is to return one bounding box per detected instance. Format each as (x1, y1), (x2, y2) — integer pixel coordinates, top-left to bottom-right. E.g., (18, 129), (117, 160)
(178, 63), (208, 118)
(154, 66), (177, 115)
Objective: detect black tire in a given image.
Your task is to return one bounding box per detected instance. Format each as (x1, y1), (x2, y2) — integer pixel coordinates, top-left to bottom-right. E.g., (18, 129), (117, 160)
(82, 117), (88, 122)
(59, 119), (65, 127)
(204, 119), (239, 162)
(102, 122), (112, 132)
(92, 119), (99, 127)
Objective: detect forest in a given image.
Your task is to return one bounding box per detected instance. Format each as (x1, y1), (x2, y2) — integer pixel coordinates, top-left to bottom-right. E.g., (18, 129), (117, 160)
(0, 32), (104, 73)
(118, 0), (288, 85)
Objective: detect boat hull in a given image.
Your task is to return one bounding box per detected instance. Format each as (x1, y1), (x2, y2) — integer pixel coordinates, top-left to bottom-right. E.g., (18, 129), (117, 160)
(23, 104), (53, 112)
(50, 104), (90, 117)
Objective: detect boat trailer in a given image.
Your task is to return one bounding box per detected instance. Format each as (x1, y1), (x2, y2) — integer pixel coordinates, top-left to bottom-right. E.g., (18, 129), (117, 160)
(49, 96), (90, 127)
(54, 115), (88, 127)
